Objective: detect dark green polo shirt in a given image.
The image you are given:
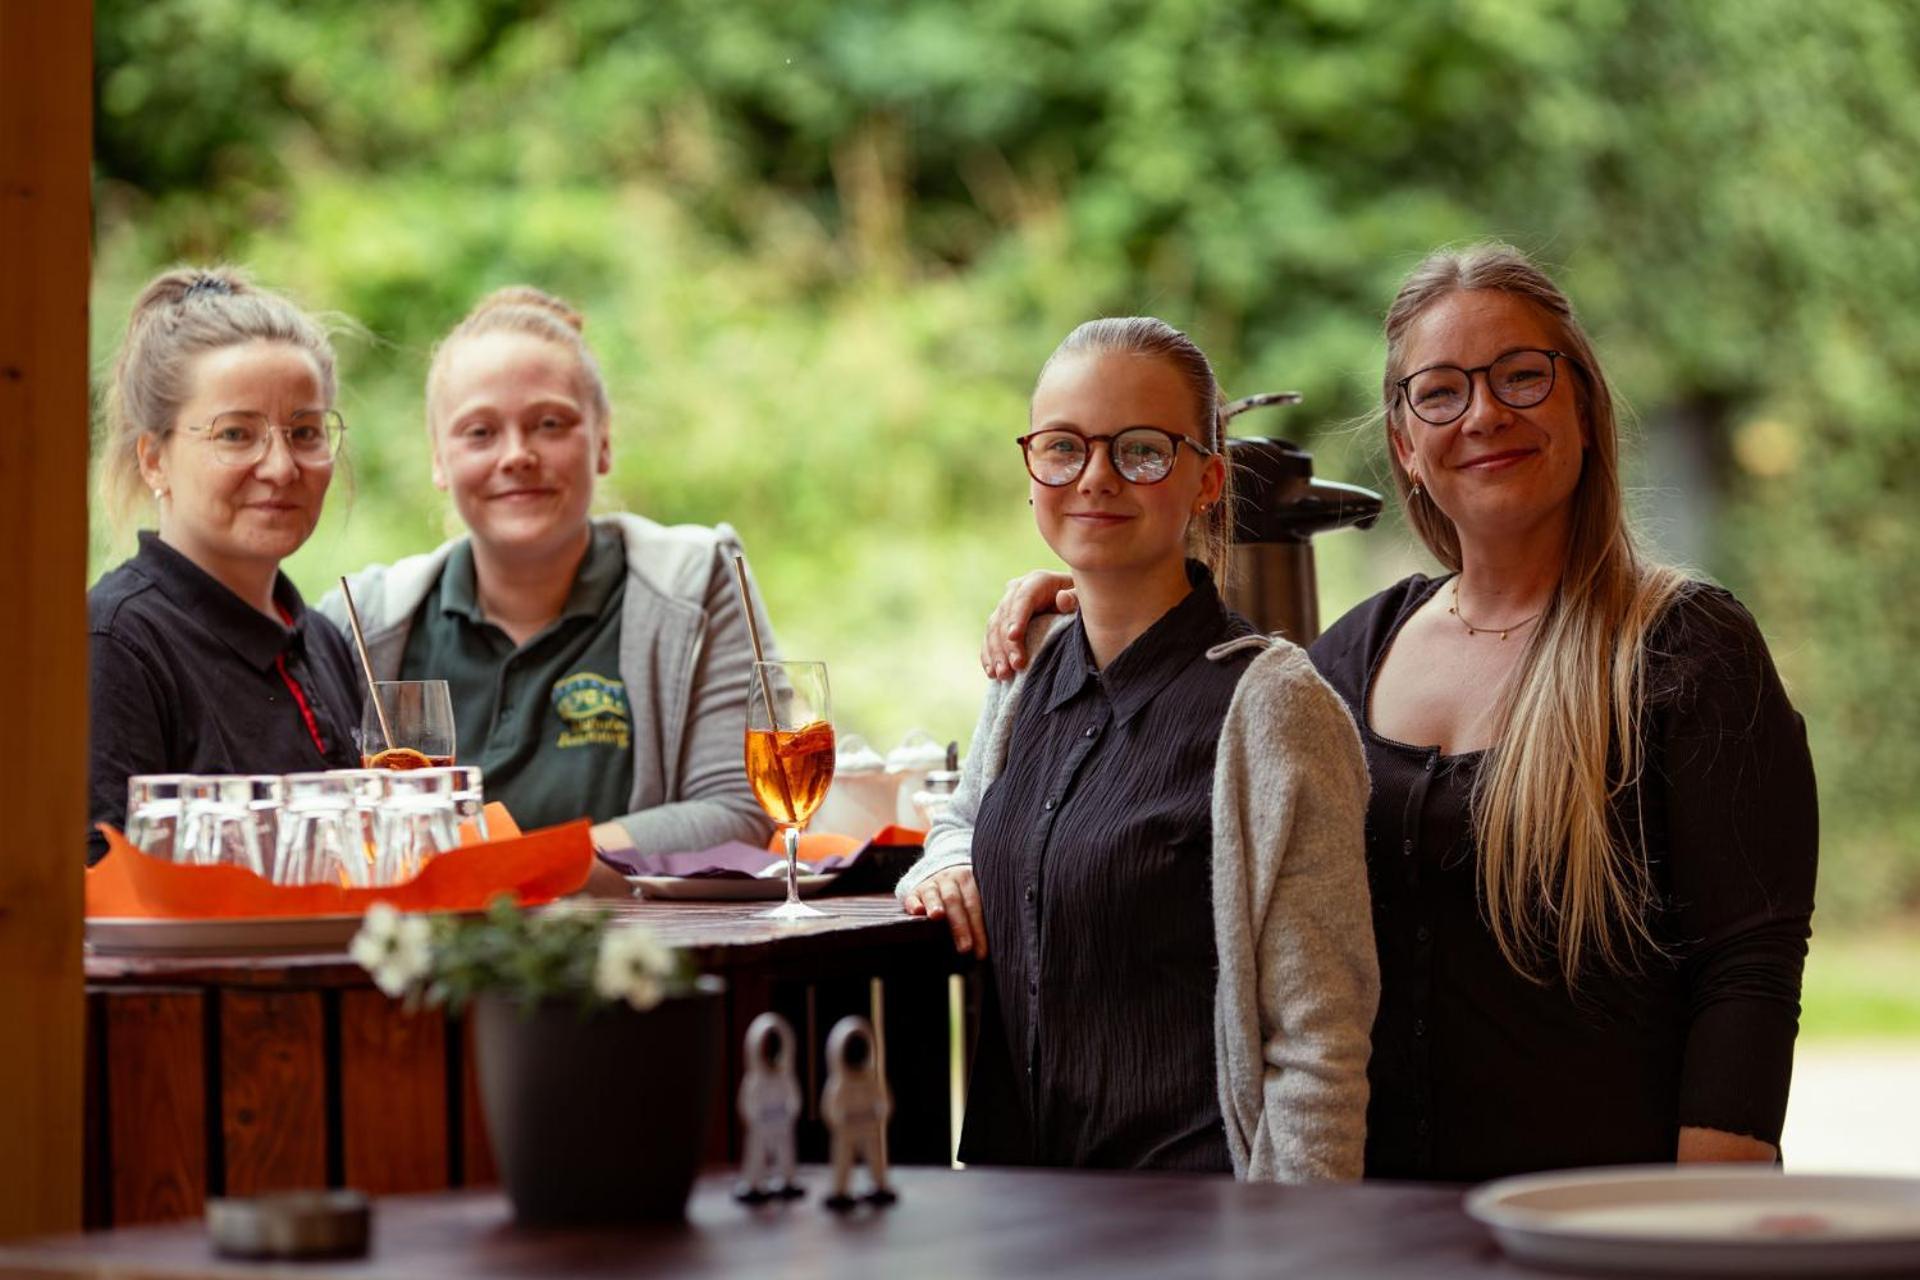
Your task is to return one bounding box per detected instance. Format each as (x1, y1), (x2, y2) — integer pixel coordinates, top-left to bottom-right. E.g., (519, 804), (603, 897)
(398, 526), (635, 832)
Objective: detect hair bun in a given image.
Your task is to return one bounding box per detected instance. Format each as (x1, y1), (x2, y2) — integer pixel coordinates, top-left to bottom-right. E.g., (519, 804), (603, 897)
(132, 265), (254, 319)
(468, 285), (585, 333)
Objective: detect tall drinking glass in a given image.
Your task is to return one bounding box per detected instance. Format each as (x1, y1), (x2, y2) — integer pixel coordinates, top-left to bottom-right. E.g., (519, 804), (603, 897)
(380, 768), (462, 881)
(125, 774), (195, 859)
(339, 769), (391, 887)
(745, 660), (835, 921)
(448, 765), (488, 842)
(179, 776), (276, 876)
(277, 772), (358, 886)
(361, 679), (457, 770)
(241, 774), (286, 881)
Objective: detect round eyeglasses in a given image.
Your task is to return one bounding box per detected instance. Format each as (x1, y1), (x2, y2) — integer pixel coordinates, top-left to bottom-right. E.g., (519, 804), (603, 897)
(1396, 349), (1569, 427)
(1016, 426), (1211, 487)
(180, 409), (346, 468)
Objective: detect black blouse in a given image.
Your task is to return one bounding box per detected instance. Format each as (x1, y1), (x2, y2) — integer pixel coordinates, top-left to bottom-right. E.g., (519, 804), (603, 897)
(961, 565), (1256, 1172)
(87, 532), (364, 863)
(1309, 574), (1817, 1182)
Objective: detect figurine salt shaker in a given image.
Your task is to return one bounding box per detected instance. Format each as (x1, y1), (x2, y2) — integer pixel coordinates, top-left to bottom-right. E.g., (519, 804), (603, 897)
(820, 1016), (895, 1209)
(735, 1012), (805, 1202)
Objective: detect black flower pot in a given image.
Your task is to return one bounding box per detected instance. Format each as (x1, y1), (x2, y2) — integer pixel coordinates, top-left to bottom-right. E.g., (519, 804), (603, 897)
(473, 982), (723, 1225)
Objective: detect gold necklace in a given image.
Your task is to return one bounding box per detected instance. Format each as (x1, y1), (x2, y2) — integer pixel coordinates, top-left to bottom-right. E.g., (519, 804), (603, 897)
(1448, 580), (1542, 641)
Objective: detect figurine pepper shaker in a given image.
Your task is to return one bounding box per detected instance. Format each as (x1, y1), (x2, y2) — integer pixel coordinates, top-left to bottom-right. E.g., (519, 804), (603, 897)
(821, 1016), (895, 1209)
(735, 1012), (805, 1202)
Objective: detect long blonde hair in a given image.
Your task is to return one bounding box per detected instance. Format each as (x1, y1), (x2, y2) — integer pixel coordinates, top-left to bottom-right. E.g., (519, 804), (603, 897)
(1381, 244), (1688, 986)
(1039, 317), (1234, 585)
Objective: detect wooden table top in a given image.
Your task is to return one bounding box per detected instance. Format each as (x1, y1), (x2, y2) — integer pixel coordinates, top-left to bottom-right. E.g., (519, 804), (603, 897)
(0, 1165), (1585, 1279)
(84, 894), (957, 987)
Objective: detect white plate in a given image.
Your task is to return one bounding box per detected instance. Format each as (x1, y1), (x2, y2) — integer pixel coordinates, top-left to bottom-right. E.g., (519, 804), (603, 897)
(86, 914), (366, 956)
(627, 874), (833, 901)
(1467, 1165), (1920, 1276)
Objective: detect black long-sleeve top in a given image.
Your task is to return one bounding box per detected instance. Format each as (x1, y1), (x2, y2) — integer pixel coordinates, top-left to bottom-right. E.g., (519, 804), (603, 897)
(1309, 574), (1817, 1183)
(960, 566), (1256, 1172)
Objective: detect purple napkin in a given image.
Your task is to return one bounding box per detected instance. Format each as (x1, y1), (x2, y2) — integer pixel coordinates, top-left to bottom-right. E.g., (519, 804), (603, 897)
(601, 841), (862, 880)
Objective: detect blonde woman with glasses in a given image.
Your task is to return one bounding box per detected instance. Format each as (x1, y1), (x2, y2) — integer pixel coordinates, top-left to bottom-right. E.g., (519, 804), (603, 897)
(88, 267), (363, 862)
(899, 318), (1377, 1181)
(982, 244), (1818, 1182)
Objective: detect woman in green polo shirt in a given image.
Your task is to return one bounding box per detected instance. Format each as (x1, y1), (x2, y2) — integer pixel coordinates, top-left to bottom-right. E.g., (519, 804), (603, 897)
(327, 287), (777, 859)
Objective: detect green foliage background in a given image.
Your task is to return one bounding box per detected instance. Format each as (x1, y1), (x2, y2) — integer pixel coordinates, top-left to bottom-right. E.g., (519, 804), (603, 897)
(92, 0), (1920, 917)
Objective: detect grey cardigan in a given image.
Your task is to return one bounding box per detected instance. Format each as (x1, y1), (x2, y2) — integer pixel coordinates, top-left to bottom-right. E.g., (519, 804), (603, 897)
(319, 513), (778, 855)
(897, 617), (1379, 1181)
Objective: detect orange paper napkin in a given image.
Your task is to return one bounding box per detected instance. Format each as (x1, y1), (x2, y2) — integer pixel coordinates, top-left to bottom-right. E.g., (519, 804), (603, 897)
(770, 824), (925, 862)
(87, 804), (591, 919)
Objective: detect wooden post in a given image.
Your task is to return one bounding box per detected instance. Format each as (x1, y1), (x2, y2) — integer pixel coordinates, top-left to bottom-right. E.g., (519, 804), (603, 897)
(0, 0), (93, 1242)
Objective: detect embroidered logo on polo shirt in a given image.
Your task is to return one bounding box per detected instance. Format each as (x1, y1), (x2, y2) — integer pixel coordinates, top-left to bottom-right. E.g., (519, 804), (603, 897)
(551, 672), (631, 750)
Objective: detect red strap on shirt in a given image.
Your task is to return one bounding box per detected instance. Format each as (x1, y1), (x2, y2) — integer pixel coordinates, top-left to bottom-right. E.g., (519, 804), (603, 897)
(275, 605), (331, 760)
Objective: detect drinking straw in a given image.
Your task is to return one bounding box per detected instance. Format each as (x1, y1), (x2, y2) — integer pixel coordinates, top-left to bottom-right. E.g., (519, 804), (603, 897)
(731, 554), (775, 672)
(730, 554), (798, 818)
(337, 576), (395, 752)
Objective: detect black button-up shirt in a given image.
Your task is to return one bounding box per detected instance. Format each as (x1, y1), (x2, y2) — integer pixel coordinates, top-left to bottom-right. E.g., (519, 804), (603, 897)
(961, 564), (1255, 1172)
(87, 532), (363, 862)
(1310, 574), (1816, 1182)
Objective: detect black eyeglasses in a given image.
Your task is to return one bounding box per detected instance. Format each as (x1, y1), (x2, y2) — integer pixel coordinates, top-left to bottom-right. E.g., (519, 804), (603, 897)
(1396, 348), (1570, 426)
(1016, 426), (1212, 487)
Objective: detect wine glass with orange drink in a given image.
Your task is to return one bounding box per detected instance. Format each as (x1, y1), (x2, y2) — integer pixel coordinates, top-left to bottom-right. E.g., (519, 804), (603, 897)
(361, 679), (457, 770)
(746, 660), (836, 921)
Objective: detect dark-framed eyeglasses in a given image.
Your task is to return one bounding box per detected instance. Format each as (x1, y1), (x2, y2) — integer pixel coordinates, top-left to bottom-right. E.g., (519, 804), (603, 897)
(1016, 426), (1212, 487)
(179, 409), (346, 468)
(1396, 348), (1570, 427)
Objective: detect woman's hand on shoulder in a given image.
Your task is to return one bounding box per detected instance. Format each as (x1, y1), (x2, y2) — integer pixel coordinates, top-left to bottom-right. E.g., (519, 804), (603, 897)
(981, 571), (1077, 679)
(903, 867), (988, 958)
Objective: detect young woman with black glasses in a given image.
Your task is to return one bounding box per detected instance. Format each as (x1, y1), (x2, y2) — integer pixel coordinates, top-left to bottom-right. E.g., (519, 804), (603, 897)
(896, 317), (1377, 1181)
(981, 246), (1818, 1182)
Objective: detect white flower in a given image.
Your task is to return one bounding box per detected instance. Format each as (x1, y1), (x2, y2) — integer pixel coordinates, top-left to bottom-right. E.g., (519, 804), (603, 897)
(349, 901), (434, 998)
(594, 924), (676, 1011)
(348, 902), (400, 969)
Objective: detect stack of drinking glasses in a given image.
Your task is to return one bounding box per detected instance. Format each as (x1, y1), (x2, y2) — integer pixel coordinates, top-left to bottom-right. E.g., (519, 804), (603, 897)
(122, 766), (488, 888)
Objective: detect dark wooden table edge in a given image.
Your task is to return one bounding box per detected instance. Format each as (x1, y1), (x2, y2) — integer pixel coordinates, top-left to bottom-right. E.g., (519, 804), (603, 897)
(83, 896), (964, 987)
(0, 1169), (1528, 1280)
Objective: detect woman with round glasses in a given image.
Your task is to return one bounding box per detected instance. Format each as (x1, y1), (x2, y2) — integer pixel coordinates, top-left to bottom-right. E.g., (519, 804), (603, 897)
(979, 245), (1817, 1182)
(325, 287), (774, 866)
(87, 267), (363, 862)
(896, 317), (1377, 1180)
